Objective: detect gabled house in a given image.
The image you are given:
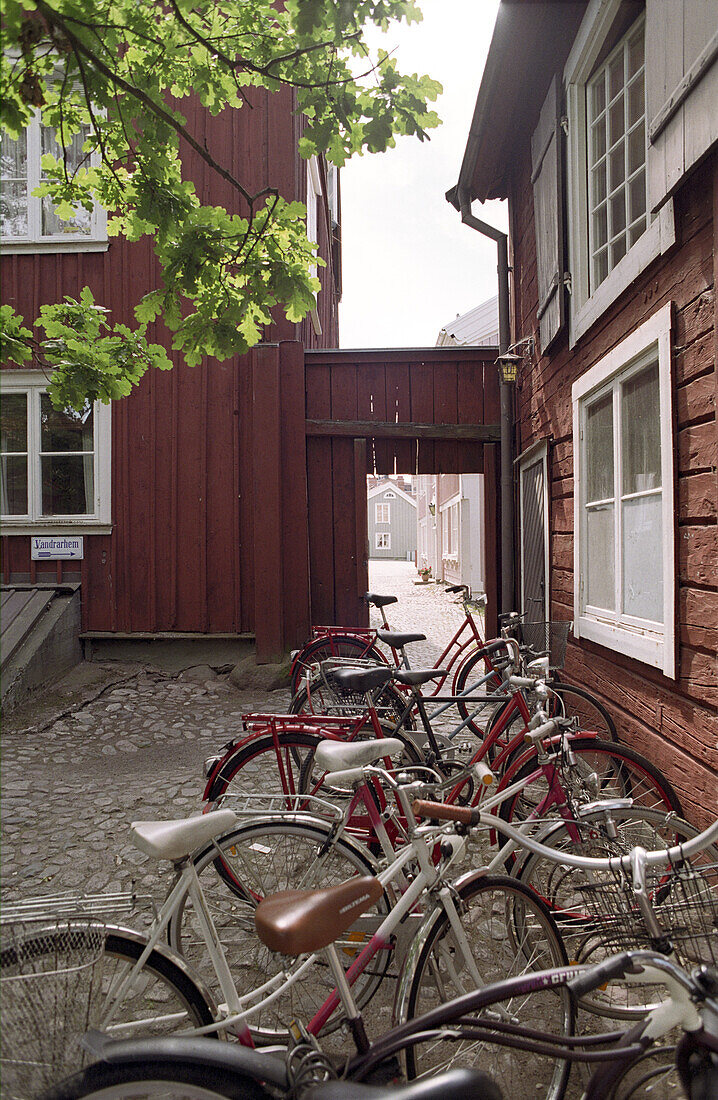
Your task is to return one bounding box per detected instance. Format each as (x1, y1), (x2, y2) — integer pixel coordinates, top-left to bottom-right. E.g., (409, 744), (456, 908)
(1, 86), (341, 693)
(367, 477), (417, 561)
(452, 0), (717, 822)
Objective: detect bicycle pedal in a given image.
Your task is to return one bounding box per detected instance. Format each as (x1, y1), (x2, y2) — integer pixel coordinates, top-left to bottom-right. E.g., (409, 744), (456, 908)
(287, 1018), (319, 1050)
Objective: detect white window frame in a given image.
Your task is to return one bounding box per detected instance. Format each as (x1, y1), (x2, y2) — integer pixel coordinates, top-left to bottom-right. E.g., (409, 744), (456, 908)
(518, 439), (550, 621)
(572, 302), (674, 677)
(375, 502), (390, 524)
(1, 371), (112, 532)
(375, 532), (390, 550)
(440, 494), (460, 563)
(565, 1), (675, 347)
(306, 156), (322, 336)
(1, 109), (108, 254)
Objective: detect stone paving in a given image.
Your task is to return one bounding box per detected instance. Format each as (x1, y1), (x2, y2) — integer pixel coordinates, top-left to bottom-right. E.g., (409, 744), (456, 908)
(0, 560), (471, 910)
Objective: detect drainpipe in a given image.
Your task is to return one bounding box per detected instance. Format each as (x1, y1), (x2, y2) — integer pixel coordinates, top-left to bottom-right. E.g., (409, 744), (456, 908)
(456, 187), (514, 615)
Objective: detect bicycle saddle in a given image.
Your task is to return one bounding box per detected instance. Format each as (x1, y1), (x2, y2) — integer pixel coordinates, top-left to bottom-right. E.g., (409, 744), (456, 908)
(129, 809), (239, 862)
(308, 1068), (504, 1099)
(330, 666), (393, 693)
(364, 592), (398, 608)
(376, 630), (426, 646)
(394, 668), (448, 687)
(255, 876), (383, 955)
(315, 737), (405, 773)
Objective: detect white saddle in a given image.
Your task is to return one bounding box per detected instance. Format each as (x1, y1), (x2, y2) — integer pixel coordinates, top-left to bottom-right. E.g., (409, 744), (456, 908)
(314, 737), (405, 774)
(130, 809), (239, 861)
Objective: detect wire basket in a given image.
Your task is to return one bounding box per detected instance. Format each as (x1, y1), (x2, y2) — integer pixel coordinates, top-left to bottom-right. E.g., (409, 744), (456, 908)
(1, 921), (106, 1098)
(515, 620), (572, 670)
(318, 660), (404, 724)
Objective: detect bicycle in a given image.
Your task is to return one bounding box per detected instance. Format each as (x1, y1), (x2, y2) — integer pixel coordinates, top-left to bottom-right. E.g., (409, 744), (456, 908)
(37, 814), (718, 1100)
(3, 761), (572, 1099)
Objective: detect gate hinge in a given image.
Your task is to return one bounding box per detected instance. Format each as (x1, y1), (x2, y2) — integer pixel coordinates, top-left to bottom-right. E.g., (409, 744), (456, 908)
(563, 272), (572, 295)
(560, 115), (569, 136)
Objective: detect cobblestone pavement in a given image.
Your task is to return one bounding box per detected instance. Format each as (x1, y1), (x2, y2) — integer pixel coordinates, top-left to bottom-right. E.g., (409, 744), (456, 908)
(0, 561), (479, 909)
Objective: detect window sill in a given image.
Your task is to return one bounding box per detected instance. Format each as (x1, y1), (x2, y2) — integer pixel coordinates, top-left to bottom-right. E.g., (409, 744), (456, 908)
(1, 521), (113, 535)
(575, 614), (673, 678)
(1, 239), (110, 255)
(569, 202), (675, 347)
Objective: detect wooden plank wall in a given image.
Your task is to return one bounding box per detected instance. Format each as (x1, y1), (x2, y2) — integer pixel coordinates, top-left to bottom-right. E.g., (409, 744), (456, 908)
(508, 143), (718, 825)
(304, 348), (499, 628)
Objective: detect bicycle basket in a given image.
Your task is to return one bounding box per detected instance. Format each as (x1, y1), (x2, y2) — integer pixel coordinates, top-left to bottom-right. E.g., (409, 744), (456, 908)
(316, 660), (404, 724)
(1, 920), (106, 1098)
(516, 621), (572, 670)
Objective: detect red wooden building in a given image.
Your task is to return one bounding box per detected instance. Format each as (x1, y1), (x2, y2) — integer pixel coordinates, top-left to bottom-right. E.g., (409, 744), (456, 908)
(1, 87), (503, 676)
(453, 0), (717, 822)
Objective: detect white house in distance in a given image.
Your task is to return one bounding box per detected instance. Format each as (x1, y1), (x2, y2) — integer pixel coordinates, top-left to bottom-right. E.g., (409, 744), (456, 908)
(367, 476), (417, 560)
(415, 297), (498, 595)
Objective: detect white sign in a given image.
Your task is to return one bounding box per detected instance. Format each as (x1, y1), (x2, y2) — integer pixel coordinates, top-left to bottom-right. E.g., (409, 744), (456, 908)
(31, 536), (84, 561)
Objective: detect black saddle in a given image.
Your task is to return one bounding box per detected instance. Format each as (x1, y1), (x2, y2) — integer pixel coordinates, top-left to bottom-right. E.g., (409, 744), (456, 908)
(364, 592), (398, 608)
(330, 666), (393, 693)
(376, 630), (426, 647)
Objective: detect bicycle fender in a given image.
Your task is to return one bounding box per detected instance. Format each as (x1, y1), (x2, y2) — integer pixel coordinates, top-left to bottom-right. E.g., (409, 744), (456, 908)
(202, 725), (322, 802)
(80, 1035), (289, 1090)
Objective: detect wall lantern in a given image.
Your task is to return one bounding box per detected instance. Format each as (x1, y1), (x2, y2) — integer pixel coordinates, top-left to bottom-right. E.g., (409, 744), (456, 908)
(428, 501), (436, 516)
(496, 352), (522, 385)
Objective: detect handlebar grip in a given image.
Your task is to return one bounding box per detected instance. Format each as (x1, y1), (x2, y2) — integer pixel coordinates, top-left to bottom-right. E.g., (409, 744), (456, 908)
(479, 640), (512, 658)
(445, 584), (468, 595)
(412, 799), (481, 826)
(567, 953), (638, 997)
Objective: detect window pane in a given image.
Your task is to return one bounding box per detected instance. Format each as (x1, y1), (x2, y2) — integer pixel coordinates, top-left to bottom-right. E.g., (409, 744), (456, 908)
(585, 393), (614, 501)
(592, 160), (607, 204)
(627, 121), (645, 175)
(40, 125), (92, 236)
(609, 54), (624, 101)
(41, 454), (93, 514)
(629, 170), (646, 222)
(609, 144), (625, 192)
(592, 203), (608, 249)
(41, 395), (94, 452)
(1, 130), (28, 237)
(609, 94), (625, 147)
(1, 393), (28, 451)
(622, 494), (662, 621)
(591, 120), (606, 163)
(622, 363), (661, 494)
(627, 28), (644, 78)
(611, 235), (627, 266)
(627, 77), (644, 127)
(590, 77), (606, 117)
(1, 455), (28, 514)
(586, 504), (615, 610)
(610, 191), (627, 235)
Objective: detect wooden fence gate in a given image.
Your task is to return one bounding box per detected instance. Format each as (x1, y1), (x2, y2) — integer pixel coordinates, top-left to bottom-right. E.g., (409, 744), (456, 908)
(250, 341), (501, 661)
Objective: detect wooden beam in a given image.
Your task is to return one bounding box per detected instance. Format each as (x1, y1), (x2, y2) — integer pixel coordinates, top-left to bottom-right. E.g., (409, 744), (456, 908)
(306, 419), (501, 442)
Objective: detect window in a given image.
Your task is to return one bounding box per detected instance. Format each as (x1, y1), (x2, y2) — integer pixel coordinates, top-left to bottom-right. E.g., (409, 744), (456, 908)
(375, 502), (390, 524)
(572, 303), (674, 676)
(306, 156), (322, 336)
(1, 372), (111, 530)
(565, 4), (675, 344)
(441, 498), (460, 561)
(1, 111), (107, 252)
(384, 490), (396, 498)
(376, 532), (390, 550)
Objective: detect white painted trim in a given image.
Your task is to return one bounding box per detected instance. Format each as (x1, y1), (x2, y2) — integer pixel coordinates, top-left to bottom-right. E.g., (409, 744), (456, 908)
(564, 5), (676, 347)
(1, 370), (112, 527)
(518, 440), (550, 620)
(0, 110), (108, 252)
(571, 302), (675, 678)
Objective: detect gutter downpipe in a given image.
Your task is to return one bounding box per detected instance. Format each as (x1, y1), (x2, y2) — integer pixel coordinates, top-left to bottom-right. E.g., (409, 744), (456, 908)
(457, 187), (514, 615)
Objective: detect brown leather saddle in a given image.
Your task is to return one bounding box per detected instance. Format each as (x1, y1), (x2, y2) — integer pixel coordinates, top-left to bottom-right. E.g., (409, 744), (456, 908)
(254, 876), (383, 956)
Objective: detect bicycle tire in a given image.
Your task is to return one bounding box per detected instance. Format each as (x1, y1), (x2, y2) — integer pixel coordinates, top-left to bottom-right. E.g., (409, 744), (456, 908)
(495, 737), (683, 825)
(1, 925), (215, 1098)
(205, 730), (324, 806)
(515, 805), (718, 1018)
(486, 683), (618, 749)
(167, 820), (391, 1042)
(41, 1060), (271, 1099)
(290, 635), (388, 695)
(402, 874), (573, 1100)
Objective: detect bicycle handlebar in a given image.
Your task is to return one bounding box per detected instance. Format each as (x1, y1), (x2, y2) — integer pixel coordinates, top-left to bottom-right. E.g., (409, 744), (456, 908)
(410, 803), (718, 873)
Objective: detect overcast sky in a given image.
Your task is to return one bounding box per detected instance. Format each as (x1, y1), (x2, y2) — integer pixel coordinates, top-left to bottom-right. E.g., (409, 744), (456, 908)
(338, 0), (506, 349)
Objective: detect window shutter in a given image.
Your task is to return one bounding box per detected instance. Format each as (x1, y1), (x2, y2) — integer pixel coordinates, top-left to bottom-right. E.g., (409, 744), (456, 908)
(646, 0), (718, 213)
(531, 74), (566, 354)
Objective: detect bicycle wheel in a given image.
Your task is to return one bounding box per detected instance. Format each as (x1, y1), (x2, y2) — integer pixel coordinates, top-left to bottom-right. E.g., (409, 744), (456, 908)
(290, 635), (387, 695)
(1, 924), (214, 1098)
(515, 805), (718, 1018)
(403, 875), (573, 1099)
(487, 683), (618, 748)
(496, 738), (683, 824)
(167, 820), (391, 1042)
(42, 1060), (271, 1099)
(603, 1044), (680, 1099)
(453, 650), (506, 747)
(205, 730), (324, 806)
